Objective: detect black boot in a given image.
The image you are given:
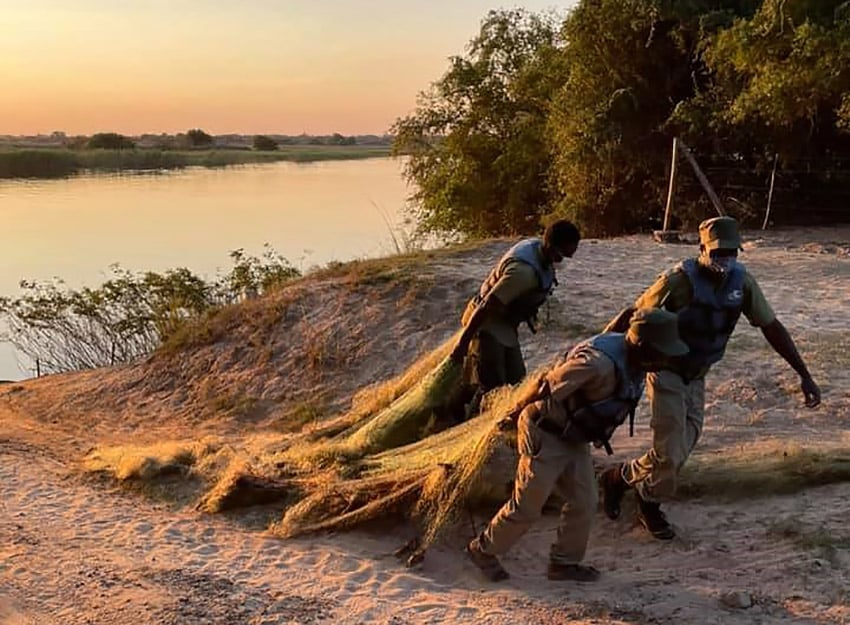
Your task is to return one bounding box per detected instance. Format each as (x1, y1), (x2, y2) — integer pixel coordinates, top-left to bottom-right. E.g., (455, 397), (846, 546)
(465, 537), (510, 582)
(600, 464), (629, 520)
(547, 562), (601, 582)
(636, 494), (675, 540)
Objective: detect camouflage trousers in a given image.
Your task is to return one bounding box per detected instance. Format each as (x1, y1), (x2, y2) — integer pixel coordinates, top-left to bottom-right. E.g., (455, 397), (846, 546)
(623, 370), (706, 502)
(479, 405), (597, 565)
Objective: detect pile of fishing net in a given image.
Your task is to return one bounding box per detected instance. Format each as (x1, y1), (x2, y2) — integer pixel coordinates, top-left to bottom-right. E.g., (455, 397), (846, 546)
(269, 337), (541, 560)
(84, 335), (537, 560)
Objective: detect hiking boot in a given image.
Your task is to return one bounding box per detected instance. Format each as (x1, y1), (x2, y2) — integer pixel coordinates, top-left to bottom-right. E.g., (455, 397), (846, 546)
(547, 562), (601, 582)
(600, 464), (629, 520)
(465, 538), (509, 582)
(636, 495), (675, 540)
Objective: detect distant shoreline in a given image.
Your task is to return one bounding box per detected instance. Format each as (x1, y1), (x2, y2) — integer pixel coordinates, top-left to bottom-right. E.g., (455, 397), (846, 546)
(0, 145), (393, 180)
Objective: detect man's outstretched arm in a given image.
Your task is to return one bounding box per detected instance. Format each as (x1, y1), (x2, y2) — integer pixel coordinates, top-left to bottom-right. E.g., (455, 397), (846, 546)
(761, 319), (821, 408)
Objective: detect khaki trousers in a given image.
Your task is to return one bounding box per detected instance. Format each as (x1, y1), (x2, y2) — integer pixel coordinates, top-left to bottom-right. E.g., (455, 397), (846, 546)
(480, 406), (597, 565)
(623, 370), (705, 502)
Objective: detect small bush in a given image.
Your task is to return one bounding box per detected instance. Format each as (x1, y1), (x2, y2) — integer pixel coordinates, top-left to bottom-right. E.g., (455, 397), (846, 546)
(253, 135), (278, 151)
(87, 133), (135, 150)
(0, 248), (300, 373)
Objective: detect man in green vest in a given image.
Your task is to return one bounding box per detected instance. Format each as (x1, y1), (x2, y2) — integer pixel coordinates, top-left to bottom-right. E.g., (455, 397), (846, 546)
(600, 216), (821, 540)
(449, 220), (581, 419)
(466, 308), (688, 582)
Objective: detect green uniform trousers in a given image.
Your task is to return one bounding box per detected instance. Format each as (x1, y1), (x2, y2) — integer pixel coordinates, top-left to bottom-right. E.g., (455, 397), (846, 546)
(480, 406), (597, 565)
(467, 330), (526, 391)
(623, 370), (705, 502)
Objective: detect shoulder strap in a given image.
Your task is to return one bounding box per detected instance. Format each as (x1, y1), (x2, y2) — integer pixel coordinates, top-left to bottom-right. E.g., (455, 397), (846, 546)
(502, 238), (555, 293)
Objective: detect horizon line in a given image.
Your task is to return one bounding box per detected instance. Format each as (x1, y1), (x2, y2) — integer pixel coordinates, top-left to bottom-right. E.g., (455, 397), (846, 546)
(1, 131), (395, 139)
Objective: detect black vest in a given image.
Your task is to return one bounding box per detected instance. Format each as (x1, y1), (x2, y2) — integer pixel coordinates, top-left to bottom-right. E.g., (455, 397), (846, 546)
(674, 258), (745, 377)
(475, 238), (556, 326)
(560, 333), (646, 453)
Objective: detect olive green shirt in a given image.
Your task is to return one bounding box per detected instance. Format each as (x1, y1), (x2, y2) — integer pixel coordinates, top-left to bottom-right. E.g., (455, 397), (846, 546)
(634, 265), (776, 328)
(475, 260), (541, 347)
(538, 348), (618, 429)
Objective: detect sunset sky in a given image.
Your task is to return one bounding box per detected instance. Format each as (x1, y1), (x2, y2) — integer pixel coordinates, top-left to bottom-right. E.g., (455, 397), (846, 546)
(2, 0), (574, 136)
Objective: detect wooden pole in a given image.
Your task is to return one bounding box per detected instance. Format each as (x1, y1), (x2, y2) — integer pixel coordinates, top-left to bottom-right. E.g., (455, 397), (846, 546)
(678, 141), (725, 217)
(762, 153), (779, 230)
(662, 137), (678, 232)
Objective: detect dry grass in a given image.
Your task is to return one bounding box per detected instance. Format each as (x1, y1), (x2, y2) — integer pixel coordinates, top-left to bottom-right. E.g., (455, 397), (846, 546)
(305, 240), (486, 285)
(293, 302), (366, 374)
(158, 294), (292, 356)
(271, 399), (327, 433)
(800, 331), (850, 372)
(767, 517), (850, 564)
(83, 441), (206, 480)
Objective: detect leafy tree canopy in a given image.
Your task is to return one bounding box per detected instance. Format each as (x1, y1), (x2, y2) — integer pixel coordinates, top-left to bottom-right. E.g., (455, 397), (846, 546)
(394, 1), (850, 237)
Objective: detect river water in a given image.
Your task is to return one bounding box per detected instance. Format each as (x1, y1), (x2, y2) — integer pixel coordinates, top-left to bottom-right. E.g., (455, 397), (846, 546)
(0, 157), (413, 379)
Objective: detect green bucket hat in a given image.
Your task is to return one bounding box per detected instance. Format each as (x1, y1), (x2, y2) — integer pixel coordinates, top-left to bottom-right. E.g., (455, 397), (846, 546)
(626, 308), (689, 357)
(699, 216), (741, 251)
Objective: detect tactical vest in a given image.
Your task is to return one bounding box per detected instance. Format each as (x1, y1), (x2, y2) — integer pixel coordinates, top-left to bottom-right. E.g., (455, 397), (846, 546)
(475, 238), (556, 326)
(560, 333), (646, 454)
(674, 258), (745, 376)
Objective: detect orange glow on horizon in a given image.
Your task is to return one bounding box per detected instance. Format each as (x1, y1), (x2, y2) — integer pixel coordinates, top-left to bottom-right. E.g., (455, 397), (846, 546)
(2, 0), (572, 136)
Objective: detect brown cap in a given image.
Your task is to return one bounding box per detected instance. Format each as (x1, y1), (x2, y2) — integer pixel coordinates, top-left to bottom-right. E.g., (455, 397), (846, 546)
(699, 216), (741, 251)
(626, 308), (689, 357)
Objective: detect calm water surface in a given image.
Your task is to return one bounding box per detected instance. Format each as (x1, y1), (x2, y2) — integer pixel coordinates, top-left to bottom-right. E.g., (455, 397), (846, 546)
(0, 158), (412, 379)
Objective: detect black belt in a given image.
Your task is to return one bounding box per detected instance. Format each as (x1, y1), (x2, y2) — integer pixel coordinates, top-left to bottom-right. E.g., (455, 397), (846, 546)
(531, 412), (614, 455)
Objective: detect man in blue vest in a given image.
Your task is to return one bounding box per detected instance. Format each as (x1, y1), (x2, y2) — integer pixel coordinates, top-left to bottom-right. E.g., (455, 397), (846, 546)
(600, 217), (821, 540)
(466, 308), (688, 582)
(449, 220), (581, 419)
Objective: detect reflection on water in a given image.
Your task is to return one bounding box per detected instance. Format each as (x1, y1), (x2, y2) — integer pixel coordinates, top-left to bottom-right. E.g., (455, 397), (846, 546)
(0, 158), (413, 379)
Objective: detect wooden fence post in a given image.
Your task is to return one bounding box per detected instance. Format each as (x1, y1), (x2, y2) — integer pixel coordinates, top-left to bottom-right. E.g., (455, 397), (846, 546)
(678, 141), (726, 217)
(662, 137), (679, 232)
(762, 153), (779, 230)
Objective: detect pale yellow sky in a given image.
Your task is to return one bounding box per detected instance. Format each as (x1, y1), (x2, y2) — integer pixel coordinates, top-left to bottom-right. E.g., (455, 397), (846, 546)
(1, 0), (573, 136)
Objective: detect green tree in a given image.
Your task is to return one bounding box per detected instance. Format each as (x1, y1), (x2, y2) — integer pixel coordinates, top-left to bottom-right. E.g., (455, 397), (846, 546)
(87, 133), (135, 150)
(669, 0), (850, 223)
(328, 133), (356, 146)
(186, 128), (214, 148)
(546, 1), (730, 235)
(396, 1), (850, 238)
(392, 8), (568, 238)
(253, 135), (279, 151)
(698, 0), (850, 159)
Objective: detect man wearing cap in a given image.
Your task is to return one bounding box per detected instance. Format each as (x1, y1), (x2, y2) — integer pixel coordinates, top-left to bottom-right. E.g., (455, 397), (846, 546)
(466, 308), (688, 582)
(449, 220), (581, 420)
(601, 216), (821, 540)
